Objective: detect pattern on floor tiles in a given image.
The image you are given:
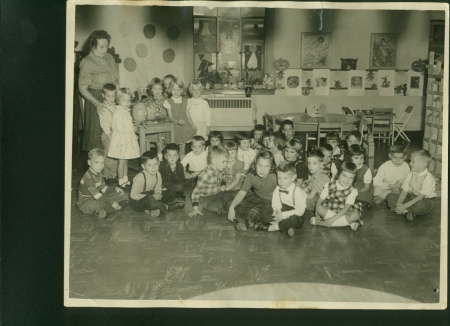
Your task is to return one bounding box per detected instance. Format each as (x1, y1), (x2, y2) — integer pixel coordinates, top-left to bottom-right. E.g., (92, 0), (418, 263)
(69, 191), (441, 303)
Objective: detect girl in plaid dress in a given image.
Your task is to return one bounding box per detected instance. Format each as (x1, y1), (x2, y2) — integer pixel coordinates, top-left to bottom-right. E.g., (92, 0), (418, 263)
(224, 151), (278, 232)
(310, 161), (363, 231)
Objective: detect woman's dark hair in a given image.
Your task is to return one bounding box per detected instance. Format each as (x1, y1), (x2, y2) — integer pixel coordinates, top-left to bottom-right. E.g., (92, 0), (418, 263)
(249, 150), (276, 176)
(89, 30), (111, 49)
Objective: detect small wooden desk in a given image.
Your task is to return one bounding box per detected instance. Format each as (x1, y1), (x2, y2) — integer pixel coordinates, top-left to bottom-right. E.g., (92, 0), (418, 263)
(137, 122), (176, 154)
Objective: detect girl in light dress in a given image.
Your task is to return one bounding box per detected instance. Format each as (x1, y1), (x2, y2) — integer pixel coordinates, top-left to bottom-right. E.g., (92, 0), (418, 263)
(108, 88), (140, 187)
(187, 80), (211, 139)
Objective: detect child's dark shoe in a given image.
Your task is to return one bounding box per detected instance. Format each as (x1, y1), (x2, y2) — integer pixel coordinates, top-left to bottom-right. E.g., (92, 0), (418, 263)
(119, 200), (130, 208)
(168, 201), (185, 211)
(253, 224), (269, 232)
(97, 209), (107, 219)
(176, 191), (186, 199)
(406, 211), (415, 221)
(105, 178), (118, 186)
(363, 202), (373, 210)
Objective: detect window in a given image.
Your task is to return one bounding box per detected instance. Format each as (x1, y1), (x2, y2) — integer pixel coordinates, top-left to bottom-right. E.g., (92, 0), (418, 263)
(193, 7), (265, 88)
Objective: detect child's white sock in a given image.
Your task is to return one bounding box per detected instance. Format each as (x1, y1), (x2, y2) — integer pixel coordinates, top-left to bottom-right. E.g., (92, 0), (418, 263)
(158, 153), (163, 161)
(331, 215), (349, 227)
(268, 224), (280, 232)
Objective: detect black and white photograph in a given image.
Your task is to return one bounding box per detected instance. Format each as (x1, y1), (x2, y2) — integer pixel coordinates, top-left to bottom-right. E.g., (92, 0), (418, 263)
(65, 1), (448, 309)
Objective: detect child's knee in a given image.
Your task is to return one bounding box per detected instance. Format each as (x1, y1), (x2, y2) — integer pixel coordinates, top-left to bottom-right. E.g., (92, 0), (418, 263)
(347, 210), (360, 222)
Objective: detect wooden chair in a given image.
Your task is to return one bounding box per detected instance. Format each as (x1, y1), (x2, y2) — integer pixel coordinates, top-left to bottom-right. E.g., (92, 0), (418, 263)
(341, 106), (354, 115)
(305, 122), (343, 151)
(370, 108), (394, 145)
(264, 113), (275, 131)
(393, 106), (414, 142)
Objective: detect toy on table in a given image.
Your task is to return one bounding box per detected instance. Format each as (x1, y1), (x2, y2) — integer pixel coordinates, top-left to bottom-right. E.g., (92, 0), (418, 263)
(131, 102), (148, 127)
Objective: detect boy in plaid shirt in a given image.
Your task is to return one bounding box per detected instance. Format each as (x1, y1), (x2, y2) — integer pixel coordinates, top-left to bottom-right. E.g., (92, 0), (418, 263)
(188, 145), (229, 217)
(77, 149), (127, 218)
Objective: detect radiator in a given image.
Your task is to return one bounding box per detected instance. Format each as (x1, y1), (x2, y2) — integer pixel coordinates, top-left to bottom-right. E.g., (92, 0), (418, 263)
(205, 97), (256, 130)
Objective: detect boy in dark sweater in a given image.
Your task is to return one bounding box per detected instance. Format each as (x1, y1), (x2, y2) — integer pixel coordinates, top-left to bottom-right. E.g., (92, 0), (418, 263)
(159, 143), (187, 208)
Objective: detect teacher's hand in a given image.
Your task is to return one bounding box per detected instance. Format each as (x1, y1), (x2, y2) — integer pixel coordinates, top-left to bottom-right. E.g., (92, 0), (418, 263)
(95, 102), (106, 115)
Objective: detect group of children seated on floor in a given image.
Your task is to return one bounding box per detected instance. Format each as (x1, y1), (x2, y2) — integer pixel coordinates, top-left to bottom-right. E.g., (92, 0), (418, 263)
(77, 76), (436, 236)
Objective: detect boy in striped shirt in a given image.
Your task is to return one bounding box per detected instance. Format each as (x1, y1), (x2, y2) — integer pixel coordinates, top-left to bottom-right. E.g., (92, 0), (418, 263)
(77, 149), (127, 218)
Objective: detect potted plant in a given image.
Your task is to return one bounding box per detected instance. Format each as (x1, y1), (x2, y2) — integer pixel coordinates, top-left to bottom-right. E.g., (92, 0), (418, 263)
(241, 70), (263, 96)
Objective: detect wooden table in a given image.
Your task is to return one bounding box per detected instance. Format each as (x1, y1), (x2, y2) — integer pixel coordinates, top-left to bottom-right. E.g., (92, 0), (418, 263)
(137, 122), (176, 154)
(273, 113), (375, 169)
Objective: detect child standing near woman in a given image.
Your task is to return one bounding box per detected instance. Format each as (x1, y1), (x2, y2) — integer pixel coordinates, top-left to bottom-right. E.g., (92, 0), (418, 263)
(108, 88), (141, 188)
(187, 80), (211, 139)
(310, 161), (363, 231)
(145, 78), (168, 160)
(224, 151), (278, 232)
(163, 78), (197, 158)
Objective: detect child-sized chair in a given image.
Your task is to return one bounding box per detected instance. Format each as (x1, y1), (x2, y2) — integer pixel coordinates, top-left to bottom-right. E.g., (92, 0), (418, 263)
(393, 106), (414, 142)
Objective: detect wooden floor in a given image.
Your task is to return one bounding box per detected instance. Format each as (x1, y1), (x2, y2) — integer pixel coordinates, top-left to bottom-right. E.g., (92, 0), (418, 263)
(68, 138), (442, 303)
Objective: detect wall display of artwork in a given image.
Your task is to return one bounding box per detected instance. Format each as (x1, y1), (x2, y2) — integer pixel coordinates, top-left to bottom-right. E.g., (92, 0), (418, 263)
(194, 18), (217, 53)
(313, 69), (330, 96)
(283, 69), (303, 96)
(407, 70), (424, 96)
(377, 70), (395, 96)
(195, 53), (217, 84)
(347, 70), (366, 96)
(301, 33), (331, 69)
(370, 33), (399, 70)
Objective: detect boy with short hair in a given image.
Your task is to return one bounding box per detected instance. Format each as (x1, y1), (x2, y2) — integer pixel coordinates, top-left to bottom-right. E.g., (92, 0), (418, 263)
(181, 135), (208, 180)
(386, 150), (436, 221)
(251, 124), (265, 151)
(255, 162), (307, 237)
(373, 143), (410, 204)
(302, 150), (330, 211)
(223, 141), (245, 195)
(320, 144), (340, 180)
(130, 150), (181, 217)
(159, 143), (187, 208)
(77, 149), (126, 218)
(98, 83), (119, 181)
(189, 145), (230, 217)
(281, 119), (296, 142)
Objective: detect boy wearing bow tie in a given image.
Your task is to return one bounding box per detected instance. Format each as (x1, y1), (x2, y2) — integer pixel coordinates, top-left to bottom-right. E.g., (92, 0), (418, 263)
(255, 161), (307, 237)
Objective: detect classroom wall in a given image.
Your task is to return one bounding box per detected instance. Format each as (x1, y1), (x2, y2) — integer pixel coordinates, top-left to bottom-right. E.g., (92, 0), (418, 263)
(75, 5), (194, 95)
(75, 6), (433, 131)
(262, 9), (431, 130)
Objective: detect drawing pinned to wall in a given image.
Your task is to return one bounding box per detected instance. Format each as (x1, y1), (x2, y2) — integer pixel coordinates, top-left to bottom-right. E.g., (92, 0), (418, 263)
(348, 70), (365, 96)
(301, 33), (331, 68)
(407, 70), (424, 96)
(370, 33), (399, 69)
(245, 45), (262, 71)
(340, 58), (358, 71)
(313, 69), (330, 96)
(195, 53), (216, 83)
(194, 19), (217, 53)
(377, 70), (395, 96)
(283, 69), (302, 96)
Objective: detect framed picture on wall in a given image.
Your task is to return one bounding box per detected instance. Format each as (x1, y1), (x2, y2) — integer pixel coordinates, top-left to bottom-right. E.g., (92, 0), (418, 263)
(369, 33), (399, 69)
(301, 32), (331, 69)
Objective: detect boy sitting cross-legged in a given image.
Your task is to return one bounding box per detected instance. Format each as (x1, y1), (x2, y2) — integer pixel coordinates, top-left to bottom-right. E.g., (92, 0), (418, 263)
(373, 143), (410, 205)
(77, 149), (127, 219)
(302, 149), (330, 211)
(189, 145), (229, 217)
(254, 161), (307, 237)
(159, 143), (187, 208)
(386, 150), (436, 221)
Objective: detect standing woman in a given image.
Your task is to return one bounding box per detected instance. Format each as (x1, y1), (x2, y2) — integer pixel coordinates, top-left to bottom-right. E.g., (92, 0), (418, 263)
(78, 30), (120, 151)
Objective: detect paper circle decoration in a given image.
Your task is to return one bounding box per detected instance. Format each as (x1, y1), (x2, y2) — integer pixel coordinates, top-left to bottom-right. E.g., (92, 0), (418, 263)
(119, 22), (131, 37)
(167, 25), (180, 40)
(162, 49), (175, 63)
(143, 24), (156, 39)
(136, 43), (148, 58)
(124, 57), (137, 72)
